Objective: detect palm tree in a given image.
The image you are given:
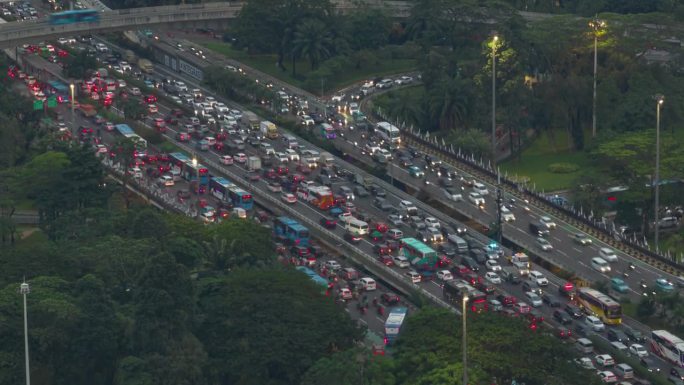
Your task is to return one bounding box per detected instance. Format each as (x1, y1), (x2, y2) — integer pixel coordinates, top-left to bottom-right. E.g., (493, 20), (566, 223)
(427, 77), (474, 131)
(292, 19), (333, 71)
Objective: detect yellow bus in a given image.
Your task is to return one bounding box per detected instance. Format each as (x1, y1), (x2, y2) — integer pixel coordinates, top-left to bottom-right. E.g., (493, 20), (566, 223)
(576, 287), (622, 325)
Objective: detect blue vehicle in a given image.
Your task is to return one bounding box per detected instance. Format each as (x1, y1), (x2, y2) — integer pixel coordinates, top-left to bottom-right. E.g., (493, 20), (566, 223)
(49, 9), (100, 25)
(610, 277), (629, 293)
(384, 307), (408, 345)
(274, 216), (310, 247)
(228, 186), (253, 210)
(209, 177), (234, 203)
(296, 266), (330, 293)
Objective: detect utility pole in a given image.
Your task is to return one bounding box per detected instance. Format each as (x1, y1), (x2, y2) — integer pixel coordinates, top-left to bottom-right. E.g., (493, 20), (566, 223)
(20, 281), (31, 385)
(654, 94), (664, 252)
(491, 34), (498, 169)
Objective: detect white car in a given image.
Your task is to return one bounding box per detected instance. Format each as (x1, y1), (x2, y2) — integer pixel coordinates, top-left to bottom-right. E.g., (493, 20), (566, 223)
(349, 102), (360, 114)
(158, 175), (174, 187)
(392, 255), (410, 268)
(285, 149), (299, 162)
(300, 115), (314, 125)
(120, 61), (132, 71)
(537, 237), (553, 251)
(599, 247), (619, 262)
(468, 192), (485, 206)
(529, 270), (549, 286)
(281, 192), (297, 204)
(628, 344), (648, 358)
(424, 217), (440, 229)
(324, 260), (342, 271)
(399, 200), (418, 215)
(437, 270), (454, 281)
(275, 152), (289, 163)
(585, 315), (605, 332)
(591, 257), (611, 273)
(597, 370), (617, 383)
(443, 187), (463, 202)
(595, 354), (615, 367)
(130, 87), (141, 96)
(233, 153), (247, 163)
(485, 272), (501, 284)
(394, 75), (413, 85)
(485, 259), (502, 272)
(524, 291), (543, 307)
(220, 155), (234, 165)
(540, 216), (557, 229)
(376, 79), (394, 89)
(501, 206), (515, 222)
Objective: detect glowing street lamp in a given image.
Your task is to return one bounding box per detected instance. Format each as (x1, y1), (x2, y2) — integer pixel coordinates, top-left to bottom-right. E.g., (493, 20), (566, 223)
(491, 34), (499, 169)
(654, 94), (664, 251)
(462, 295), (469, 385)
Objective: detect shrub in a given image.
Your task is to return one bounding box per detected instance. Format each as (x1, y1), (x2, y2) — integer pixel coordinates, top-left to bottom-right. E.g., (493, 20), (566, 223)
(548, 162), (579, 174)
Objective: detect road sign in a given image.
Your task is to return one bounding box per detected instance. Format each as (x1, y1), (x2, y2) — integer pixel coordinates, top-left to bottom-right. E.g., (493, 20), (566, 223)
(33, 100), (43, 110)
(47, 96), (57, 108)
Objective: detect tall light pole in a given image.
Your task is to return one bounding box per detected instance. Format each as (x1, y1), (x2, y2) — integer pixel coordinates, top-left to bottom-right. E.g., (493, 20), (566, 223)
(589, 17), (605, 138)
(70, 83), (75, 135)
(462, 295), (469, 385)
(654, 94), (664, 252)
(20, 281), (31, 385)
(491, 34), (499, 169)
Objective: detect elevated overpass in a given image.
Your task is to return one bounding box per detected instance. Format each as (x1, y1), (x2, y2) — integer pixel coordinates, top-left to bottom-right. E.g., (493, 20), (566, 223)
(0, 0), (551, 49)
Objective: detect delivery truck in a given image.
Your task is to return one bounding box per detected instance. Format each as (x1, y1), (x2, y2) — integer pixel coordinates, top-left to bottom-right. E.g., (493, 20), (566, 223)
(260, 120), (278, 140)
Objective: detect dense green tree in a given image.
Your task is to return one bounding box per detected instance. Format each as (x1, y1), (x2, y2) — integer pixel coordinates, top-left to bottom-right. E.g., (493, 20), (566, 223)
(64, 51), (98, 79)
(196, 268), (364, 385)
(292, 19), (334, 70)
(301, 347), (394, 385)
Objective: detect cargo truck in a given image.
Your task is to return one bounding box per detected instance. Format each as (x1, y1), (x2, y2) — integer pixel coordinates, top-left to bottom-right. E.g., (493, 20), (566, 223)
(260, 120), (278, 139)
(507, 252), (530, 276)
(242, 111), (260, 131)
(247, 156), (261, 171)
(138, 58), (154, 74)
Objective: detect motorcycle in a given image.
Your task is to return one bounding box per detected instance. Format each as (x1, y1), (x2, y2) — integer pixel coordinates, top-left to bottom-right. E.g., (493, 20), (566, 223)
(629, 262), (636, 270)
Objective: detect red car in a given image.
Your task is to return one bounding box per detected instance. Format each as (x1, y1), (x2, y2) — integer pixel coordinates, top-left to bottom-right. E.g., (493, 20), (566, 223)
(263, 168), (277, 180)
(374, 222), (389, 233)
(373, 243), (391, 256)
(319, 217), (337, 229)
(378, 254), (394, 266)
(276, 165), (289, 175)
(290, 173), (305, 183)
(296, 163), (312, 175)
(144, 94), (157, 104)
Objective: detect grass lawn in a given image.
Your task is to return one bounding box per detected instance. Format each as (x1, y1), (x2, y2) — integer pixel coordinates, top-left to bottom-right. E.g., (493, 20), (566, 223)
(501, 130), (592, 192)
(202, 42), (418, 94)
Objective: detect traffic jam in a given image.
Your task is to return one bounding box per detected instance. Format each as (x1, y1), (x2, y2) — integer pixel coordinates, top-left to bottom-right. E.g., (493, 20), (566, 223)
(14, 32), (684, 378)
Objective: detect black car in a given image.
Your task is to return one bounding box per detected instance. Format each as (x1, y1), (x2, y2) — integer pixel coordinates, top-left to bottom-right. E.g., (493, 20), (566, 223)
(670, 367), (684, 381)
(607, 328), (629, 343)
(640, 357), (661, 373)
(399, 156), (413, 168)
(542, 293), (561, 307)
(564, 304), (584, 319)
(553, 309), (573, 325)
(469, 248), (488, 265)
(461, 256), (479, 272)
(438, 177), (454, 187)
(522, 281), (542, 295)
(623, 325), (645, 343)
(319, 217), (337, 229)
(438, 164), (456, 179)
(369, 184), (386, 197)
(529, 223), (550, 237)
(354, 185), (370, 197)
(344, 231), (363, 244)
(439, 244), (457, 258)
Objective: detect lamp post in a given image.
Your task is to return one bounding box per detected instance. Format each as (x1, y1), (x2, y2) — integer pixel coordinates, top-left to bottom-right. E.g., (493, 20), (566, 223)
(70, 83), (75, 135)
(589, 17), (605, 138)
(20, 281), (30, 385)
(654, 94), (664, 252)
(462, 295), (469, 385)
(491, 34), (498, 169)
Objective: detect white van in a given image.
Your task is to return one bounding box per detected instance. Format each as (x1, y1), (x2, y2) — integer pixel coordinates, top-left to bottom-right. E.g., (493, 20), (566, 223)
(360, 277), (376, 291)
(575, 338), (594, 354)
(472, 182), (489, 196)
(614, 363), (634, 379)
(345, 218), (369, 235)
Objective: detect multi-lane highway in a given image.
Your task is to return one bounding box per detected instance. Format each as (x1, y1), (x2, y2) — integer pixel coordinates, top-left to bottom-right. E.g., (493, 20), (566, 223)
(13, 27), (684, 377)
(170, 36), (682, 299)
